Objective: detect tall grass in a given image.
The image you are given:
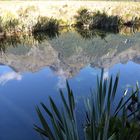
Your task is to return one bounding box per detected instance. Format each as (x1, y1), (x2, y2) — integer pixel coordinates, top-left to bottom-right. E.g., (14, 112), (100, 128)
(3, 18), (19, 33)
(35, 70), (140, 140)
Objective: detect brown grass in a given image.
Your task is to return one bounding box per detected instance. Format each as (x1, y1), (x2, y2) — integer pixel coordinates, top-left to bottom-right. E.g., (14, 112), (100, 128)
(0, 1), (140, 24)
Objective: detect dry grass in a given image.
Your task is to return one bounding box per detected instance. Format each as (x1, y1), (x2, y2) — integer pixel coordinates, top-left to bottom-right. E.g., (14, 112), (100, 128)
(0, 1), (140, 25)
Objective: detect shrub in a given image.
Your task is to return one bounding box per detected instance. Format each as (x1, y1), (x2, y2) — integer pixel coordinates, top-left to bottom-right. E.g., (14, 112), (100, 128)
(89, 11), (122, 29)
(35, 70), (140, 140)
(75, 8), (93, 28)
(32, 16), (59, 33)
(75, 9), (123, 30)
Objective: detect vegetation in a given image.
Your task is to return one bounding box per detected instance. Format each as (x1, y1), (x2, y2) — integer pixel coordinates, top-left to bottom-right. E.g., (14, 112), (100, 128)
(90, 11), (122, 29)
(0, 5), (139, 37)
(0, 15), (60, 37)
(0, 6), (60, 36)
(124, 17), (140, 28)
(32, 16), (59, 33)
(75, 8), (93, 28)
(35, 70), (140, 140)
(3, 18), (19, 33)
(74, 8), (140, 33)
(75, 9), (119, 28)
(1, 25), (140, 54)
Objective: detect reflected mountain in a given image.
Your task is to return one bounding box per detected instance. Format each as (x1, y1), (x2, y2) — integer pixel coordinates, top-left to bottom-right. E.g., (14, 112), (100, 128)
(0, 30), (140, 78)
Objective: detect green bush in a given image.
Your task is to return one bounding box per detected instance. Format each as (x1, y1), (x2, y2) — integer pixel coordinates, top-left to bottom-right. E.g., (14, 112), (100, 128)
(32, 16), (59, 33)
(90, 11), (122, 29)
(75, 9), (123, 30)
(75, 8), (93, 27)
(35, 70), (140, 140)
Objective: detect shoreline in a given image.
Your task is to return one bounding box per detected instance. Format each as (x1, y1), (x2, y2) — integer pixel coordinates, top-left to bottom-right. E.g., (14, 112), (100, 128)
(0, 1), (140, 21)
(0, 1), (140, 35)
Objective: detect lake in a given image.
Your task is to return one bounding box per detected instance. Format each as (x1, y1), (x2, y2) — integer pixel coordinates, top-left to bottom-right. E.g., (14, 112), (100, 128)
(0, 28), (140, 140)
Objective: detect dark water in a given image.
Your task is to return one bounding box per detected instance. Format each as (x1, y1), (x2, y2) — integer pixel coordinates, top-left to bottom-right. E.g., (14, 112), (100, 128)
(0, 29), (140, 140)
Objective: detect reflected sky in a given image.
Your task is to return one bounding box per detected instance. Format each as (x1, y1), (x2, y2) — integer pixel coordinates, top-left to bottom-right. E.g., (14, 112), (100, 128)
(0, 66), (22, 85)
(0, 61), (140, 140)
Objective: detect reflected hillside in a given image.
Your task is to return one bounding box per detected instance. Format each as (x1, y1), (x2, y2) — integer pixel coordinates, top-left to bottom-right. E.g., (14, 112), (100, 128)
(0, 29), (140, 78)
(49, 30), (140, 70)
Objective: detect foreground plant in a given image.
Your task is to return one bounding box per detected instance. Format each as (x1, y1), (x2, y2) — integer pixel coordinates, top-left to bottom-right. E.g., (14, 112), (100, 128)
(35, 70), (140, 140)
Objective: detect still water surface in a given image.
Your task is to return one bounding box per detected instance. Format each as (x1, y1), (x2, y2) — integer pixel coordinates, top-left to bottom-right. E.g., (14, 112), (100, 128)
(0, 29), (140, 140)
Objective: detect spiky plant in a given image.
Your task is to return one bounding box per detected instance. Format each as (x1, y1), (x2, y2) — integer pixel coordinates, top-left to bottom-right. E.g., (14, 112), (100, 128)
(84, 70), (140, 140)
(35, 70), (140, 140)
(34, 81), (79, 140)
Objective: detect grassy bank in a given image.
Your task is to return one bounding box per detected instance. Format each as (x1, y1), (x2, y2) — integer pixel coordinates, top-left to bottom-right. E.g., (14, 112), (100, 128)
(0, 1), (140, 22)
(0, 1), (140, 35)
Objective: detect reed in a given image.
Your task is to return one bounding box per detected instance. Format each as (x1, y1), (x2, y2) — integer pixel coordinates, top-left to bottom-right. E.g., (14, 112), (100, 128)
(35, 70), (140, 140)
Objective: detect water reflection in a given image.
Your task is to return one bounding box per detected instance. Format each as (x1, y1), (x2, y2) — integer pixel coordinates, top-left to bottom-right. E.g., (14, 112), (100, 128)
(76, 28), (119, 39)
(0, 26), (140, 52)
(33, 30), (59, 43)
(0, 71), (22, 85)
(56, 69), (67, 89)
(0, 28), (140, 77)
(0, 27), (140, 140)
(0, 66), (22, 85)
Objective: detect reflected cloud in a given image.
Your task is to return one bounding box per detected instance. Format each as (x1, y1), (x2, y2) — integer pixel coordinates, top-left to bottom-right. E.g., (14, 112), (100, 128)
(0, 71), (22, 85)
(103, 69), (109, 80)
(56, 69), (67, 89)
